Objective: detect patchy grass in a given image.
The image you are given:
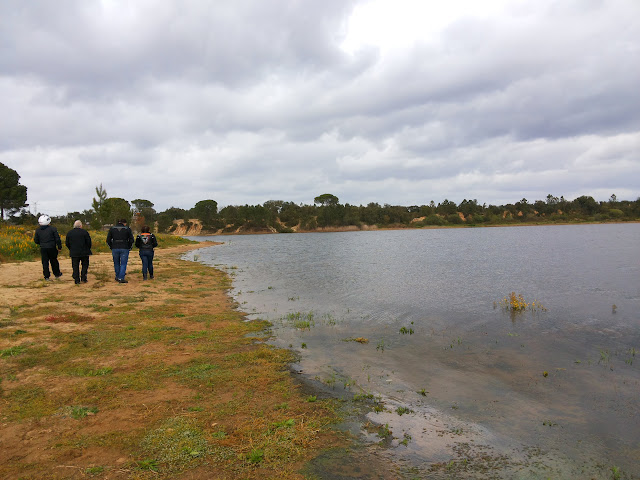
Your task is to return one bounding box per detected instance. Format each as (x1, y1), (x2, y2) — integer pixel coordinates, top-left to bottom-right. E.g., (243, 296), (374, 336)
(0, 242), (344, 479)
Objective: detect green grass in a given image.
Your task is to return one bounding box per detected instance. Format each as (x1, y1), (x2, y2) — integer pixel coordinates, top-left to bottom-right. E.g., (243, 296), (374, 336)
(140, 417), (210, 473)
(5, 386), (58, 420)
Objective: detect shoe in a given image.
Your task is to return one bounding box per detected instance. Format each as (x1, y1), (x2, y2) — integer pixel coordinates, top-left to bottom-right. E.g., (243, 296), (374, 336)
(115, 276), (119, 281)
(149, 274), (154, 280)
(55, 274), (63, 279)
(81, 279), (88, 283)
(143, 276), (147, 281)
(75, 281), (80, 285)
(44, 278), (51, 282)
(118, 279), (128, 283)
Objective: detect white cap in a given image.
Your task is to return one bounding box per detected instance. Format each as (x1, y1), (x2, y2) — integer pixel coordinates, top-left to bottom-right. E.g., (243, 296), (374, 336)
(38, 215), (51, 226)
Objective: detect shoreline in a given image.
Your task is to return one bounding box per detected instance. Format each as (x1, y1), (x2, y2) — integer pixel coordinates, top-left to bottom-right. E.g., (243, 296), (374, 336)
(0, 242), (400, 479)
(175, 219), (640, 237)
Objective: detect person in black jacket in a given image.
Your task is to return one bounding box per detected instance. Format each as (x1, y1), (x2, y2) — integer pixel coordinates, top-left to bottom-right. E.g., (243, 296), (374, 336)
(33, 214), (63, 281)
(65, 220), (92, 284)
(135, 225), (158, 280)
(106, 218), (134, 283)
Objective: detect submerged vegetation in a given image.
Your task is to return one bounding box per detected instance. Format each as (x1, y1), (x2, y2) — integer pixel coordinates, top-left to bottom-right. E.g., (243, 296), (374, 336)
(498, 292), (547, 313)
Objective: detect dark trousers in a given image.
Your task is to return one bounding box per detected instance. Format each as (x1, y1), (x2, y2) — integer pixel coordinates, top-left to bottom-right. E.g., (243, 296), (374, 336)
(139, 249), (154, 278)
(40, 247), (61, 279)
(71, 256), (89, 283)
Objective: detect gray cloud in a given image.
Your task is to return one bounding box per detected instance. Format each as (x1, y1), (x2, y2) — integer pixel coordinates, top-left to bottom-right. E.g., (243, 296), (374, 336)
(0, 0), (638, 216)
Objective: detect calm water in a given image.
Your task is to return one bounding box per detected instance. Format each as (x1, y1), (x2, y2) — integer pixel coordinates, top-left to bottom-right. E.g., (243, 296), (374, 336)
(186, 224), (640, 478)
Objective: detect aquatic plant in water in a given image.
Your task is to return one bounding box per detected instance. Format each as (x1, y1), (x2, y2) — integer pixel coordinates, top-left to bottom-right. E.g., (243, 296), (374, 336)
(499, 292), (546, 313)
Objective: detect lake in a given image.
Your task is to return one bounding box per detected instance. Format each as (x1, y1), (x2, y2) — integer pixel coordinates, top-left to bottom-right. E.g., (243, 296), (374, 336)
(186, 224), (640, 478)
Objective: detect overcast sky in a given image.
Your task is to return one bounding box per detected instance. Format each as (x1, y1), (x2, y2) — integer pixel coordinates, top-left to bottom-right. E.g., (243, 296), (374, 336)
(1, 0), (639, 216)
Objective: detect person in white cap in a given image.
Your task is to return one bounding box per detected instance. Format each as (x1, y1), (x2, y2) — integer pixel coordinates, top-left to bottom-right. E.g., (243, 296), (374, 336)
(65, 220), (92, 284)
(33, 214), (63, 281)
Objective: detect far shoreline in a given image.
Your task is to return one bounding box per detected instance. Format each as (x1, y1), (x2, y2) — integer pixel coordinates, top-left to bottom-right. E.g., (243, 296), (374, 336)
(176, 219), (640, 237)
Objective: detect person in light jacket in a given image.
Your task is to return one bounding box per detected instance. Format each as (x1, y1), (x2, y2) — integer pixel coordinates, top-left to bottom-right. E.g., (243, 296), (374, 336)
(65, 220), (92, 284)
(33, 214), (63, 281)
(135, 225), (158, 280)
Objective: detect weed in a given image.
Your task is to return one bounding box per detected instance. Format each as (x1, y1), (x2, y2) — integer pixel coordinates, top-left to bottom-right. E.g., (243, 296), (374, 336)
(376, 339), (385, 352)
(399, 433), (412, 446)
(63, 405), (99, 419)
(353, 392), (374, 401)
(418, 388), (428, 396)
(272, 418), (295, 428)
(499, 292), (547, 313)
(599, 349), (610, 365)
(542, 420), (557, 427)
(343, 337), (369, 344)
(307, 395), (317, 402)
(141, 417), (209, 472)
(396, 406), (413, 416)
(85, 466), (105, 475)
(247, 448), (264, 464)
(136, 459), (159, 471)
(378, 423), (392, 439)
(6, 386), (57, 420)
(611, 465), (621, 480)
(301, 342), (307, 349)
(399, 326), (414, 335)
(65, 366), (113, 377)
(323, 313), (337, 325)
(0, 345), (27, 357)
(543, 371), (548, 377)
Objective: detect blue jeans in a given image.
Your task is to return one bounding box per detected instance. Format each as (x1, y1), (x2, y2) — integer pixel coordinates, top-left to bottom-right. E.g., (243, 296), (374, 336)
(112, 249), (130, 280)
(139, 249), (154, 278)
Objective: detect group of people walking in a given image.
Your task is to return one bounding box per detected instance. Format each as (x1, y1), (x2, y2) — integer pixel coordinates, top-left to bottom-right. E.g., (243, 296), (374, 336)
(33, 215), (158, 284)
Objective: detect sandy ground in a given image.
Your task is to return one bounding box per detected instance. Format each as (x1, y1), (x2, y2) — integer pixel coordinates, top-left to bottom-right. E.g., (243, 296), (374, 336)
(0, 243), (213, 310)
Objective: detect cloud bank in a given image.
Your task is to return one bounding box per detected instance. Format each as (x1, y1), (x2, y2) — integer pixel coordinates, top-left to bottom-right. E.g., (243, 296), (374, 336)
(1, 0), (638, 215)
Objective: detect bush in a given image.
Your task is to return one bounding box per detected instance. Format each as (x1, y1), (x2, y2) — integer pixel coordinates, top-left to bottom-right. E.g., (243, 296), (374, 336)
(446, 214), (463, 224)
(0, 225), (40, 262)
(423, 214), (445, 226)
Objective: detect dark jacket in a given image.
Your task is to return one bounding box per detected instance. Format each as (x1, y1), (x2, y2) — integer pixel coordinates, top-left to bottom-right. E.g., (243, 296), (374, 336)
(135, 233), (158, 250)
(106, 223), (134, 250)
(65, 227), (92, 257)
(34, 225), (62, 250)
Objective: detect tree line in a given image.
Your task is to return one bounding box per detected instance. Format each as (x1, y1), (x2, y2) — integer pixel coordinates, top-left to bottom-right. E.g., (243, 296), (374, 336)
(1, 163), (639, 232)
